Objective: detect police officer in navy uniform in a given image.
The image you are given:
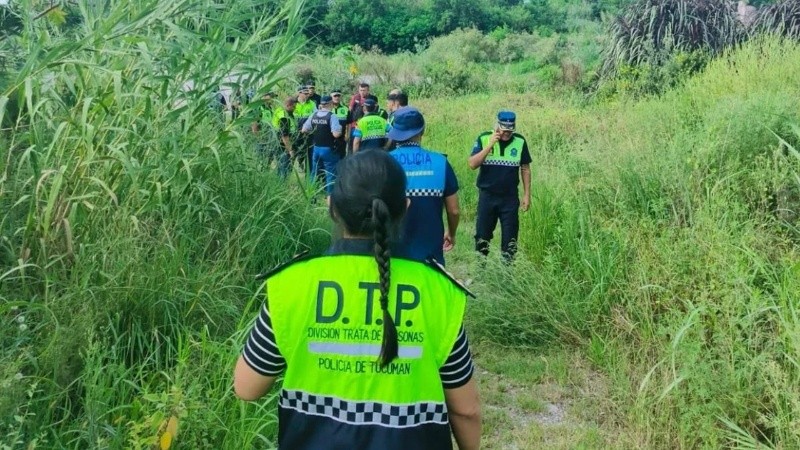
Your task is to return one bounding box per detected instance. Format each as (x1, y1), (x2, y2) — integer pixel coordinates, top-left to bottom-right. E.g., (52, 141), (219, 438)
(301, 95), (342, 197)
(270, 96), (298, 179)
(294, 86), (318, 174)
(330, 89), (349, 158)
(468, 110), (532, 261)
(368, 94), (389, 120)
(388, 107), (460, 265)
(234, 150), (481, 450)
(306, 80), (322, 107)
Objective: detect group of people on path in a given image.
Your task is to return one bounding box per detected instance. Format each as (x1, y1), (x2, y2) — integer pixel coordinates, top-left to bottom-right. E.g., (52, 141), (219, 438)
(251, 82), (408, 193)
(234, 80), (534, 449)
(251, 81), (531, 263)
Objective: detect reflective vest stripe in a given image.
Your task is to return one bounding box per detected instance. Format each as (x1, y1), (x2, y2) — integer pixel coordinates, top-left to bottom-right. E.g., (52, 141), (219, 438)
(390, 146), (447, 197)
(309, 342), (424, 358)
(279, 390), (449, 427)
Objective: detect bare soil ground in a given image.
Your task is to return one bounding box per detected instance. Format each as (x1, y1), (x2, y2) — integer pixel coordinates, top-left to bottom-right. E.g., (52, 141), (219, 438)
(473, 343), (631, 449)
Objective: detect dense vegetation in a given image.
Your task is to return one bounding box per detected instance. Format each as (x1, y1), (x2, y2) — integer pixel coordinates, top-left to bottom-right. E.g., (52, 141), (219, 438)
(2, 0), (800, 448)
(435, 37), (800, 447)
(300, 0), (630, 53)
(1, 0), (328, 447)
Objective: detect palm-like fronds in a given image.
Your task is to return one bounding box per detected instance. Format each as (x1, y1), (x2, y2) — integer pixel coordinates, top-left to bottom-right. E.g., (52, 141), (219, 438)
(750, 0), (800, 39)
(602, 0), (743, 77)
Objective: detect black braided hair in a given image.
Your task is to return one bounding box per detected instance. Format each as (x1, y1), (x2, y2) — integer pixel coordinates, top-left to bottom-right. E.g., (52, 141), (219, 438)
(331, 151), (406, 367)
(372, 198), (398, 366)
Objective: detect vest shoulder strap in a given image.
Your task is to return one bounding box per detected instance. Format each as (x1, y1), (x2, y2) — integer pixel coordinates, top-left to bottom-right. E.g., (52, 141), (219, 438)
(423, 258), (476, 298)
(255, 250), (315, 280)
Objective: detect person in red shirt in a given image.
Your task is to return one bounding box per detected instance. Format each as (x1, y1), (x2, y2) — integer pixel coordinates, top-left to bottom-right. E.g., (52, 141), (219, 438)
(347, 82), (370, 154)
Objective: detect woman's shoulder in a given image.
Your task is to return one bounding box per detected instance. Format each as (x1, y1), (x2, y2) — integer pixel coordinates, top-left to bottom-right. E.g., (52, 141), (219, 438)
(391, 257), (475, 298)
(255, 250), (317, 281)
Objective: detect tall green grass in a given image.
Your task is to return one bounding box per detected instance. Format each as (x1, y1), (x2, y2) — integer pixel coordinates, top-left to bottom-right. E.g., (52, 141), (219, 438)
(4, 1), (800, 447)
(420, 37), (800, 448)
(1, 0), (328, 447)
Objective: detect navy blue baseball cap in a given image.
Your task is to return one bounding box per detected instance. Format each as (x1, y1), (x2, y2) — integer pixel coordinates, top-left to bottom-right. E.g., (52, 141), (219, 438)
(497, 110), (516, 130)
(320, 95), (333, 104)
(363, 98), (377, 107)
(387, 107), (425, 142)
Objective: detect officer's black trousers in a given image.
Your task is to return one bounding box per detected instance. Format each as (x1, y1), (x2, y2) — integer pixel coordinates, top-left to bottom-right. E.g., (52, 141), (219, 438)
(474, 191), (519, 261)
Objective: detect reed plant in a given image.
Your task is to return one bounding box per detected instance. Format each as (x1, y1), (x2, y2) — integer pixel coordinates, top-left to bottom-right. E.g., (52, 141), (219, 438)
(1, 0), (326, 446)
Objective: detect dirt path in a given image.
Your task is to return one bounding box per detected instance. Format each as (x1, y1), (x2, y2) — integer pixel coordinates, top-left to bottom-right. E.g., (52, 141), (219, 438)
(444, 225), (631, 449)
(472, 343), (628, 449)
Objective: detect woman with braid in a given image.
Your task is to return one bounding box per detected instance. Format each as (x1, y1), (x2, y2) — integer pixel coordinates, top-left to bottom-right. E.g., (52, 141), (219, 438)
(234, 150), (481, 450)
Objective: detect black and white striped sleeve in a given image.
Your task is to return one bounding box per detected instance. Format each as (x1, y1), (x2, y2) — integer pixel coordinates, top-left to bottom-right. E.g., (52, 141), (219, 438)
(241, 303), (287, 376)
(439, 326), (475, 389)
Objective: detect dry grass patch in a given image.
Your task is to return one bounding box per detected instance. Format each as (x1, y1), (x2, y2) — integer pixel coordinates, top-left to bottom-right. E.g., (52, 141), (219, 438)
(473, 342), (636, 449)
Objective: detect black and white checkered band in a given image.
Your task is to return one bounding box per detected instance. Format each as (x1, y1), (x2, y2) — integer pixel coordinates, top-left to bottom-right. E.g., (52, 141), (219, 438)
(406, 188), (444, 197)
(280, 390), (448, 428)
(483, 159), (520, 167)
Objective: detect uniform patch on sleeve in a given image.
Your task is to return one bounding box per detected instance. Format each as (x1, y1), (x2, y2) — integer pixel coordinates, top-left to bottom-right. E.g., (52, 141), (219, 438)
(424, 258), (476, 298)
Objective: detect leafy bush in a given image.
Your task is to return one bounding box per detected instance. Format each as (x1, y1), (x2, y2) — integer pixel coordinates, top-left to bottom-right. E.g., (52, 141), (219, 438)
(598, 49), (712, 97)
(419, 56), (486, 96)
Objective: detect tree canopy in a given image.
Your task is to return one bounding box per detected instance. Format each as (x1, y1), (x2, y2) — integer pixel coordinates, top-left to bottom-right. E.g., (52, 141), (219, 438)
(301, 0), (612, 53)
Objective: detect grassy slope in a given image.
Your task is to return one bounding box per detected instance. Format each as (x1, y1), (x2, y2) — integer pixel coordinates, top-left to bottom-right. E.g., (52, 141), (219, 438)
(416, 37), (800, 449)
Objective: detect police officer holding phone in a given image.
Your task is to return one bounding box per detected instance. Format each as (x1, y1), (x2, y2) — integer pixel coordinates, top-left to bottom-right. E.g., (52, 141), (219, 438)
(468, 110), (532, 262)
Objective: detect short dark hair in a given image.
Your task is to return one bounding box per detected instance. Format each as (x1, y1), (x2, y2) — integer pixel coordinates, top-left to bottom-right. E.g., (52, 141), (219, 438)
(359, 82), (370, 88)
(388, 91), (408, 106)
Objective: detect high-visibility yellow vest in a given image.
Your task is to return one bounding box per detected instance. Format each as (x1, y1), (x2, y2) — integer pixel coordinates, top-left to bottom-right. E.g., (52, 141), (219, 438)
(272, 107), (297, 134)
(479, 133), (525, 166)
(333, 105), (349, 122)
(295, 100), (316, 122)
(357, 114), (388, 142)
(266, 254), (468, 448)
(260, 105), (274, 126)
